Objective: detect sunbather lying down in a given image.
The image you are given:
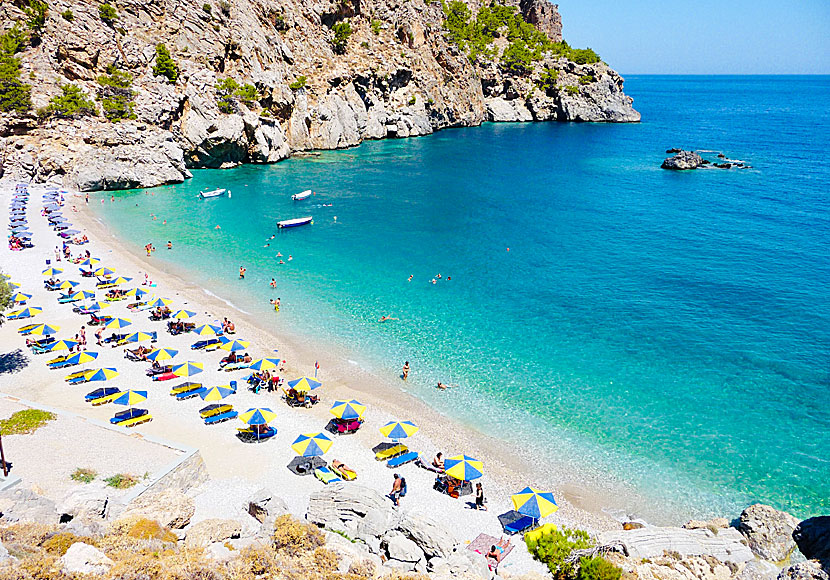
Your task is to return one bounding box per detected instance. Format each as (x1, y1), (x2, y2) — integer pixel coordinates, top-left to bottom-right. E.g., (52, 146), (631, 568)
(486, 538), (511, 563)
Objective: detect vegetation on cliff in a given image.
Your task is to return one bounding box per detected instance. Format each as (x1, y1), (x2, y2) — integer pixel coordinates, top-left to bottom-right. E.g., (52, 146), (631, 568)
(39, 83), (97, 119)
(152, 43), (178, 83)
(525, 526), (621, 580)
(0, 24), (32, 113)
(97, 65), (136, 121)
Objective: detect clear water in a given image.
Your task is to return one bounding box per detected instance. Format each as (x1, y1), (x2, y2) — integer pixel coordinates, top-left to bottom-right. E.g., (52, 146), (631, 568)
(94, 76), (830, 522)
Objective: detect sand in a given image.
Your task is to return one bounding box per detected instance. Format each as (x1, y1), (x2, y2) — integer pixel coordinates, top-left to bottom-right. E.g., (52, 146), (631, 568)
(0, 181), (623, 575)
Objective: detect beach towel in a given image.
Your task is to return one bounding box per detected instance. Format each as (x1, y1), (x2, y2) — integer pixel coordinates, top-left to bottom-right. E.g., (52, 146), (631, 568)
(466, 533), (514, 569)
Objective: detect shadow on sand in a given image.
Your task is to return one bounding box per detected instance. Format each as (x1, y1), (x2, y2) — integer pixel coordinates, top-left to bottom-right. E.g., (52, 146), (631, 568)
(0, 349), (29, 375)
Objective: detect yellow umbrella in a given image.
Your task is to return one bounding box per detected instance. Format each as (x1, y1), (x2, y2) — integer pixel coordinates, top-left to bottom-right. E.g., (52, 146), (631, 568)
(379, 420), (419, 440)
(172, 362), (204, 377)
(42, 267), (63, 276)
(58, 280), (80, 290)
(511, 487), (558, 519)
(94, 267), (115, 277)
(291, 433), (333, 457)
(11, 292), (32, 303)
(199, 386), (235, 402)
(48, 340), (79, 352)
(329, 399), (366, 421)
(443, 455), (484, 481)
(171, 309), (196, 319)
(105, 317), (132, 329)
(287, 376), (322, 393)
(84, 368), (120, 382)
(145, 348), (178, 362)
(219, 339), (250, 352)
(28, 323), (60, 336)
(110, 277), (132, 285)
(239, 407), (276, 425)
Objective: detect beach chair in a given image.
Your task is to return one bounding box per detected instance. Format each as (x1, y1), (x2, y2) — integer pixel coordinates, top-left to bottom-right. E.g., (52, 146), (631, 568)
(31, 342), (58, 355)
(104, 332), (129, 344)
(205, 410), (237, 425)
(524, 523), (557, 544)
(152, 372), (177, 381)
(176, 386), (205, 400)
(287, 456), (327, 476)
(335, 419), (363, 435)
(127, 301), (151, 311)
(414, 456), (444, 474)
(27, 336), (55, 350)
(497, 510), (537, 536)
(17, 324), (39, 334)
(236, 426), (277, 442)
(221, 362), (250, 372)
(199, 403), (232, 418)
(146, 364), (172, 377)
(47, 354), (69, 367)
(89, 391), (122, 406)
(314, 466), (342, 485)
(191, 338), (221, 350)
(65, 369), (87, 382)
(387, 451), (418, 469)
(85, 387), (120, 403)
(115, 331), (156, 347)
(110, 408), (148, 425)
(170, 382), (203, 396)
(375, 443), (408, 461)
(330, 460), (357, 481)
(119, 414), (153, 428)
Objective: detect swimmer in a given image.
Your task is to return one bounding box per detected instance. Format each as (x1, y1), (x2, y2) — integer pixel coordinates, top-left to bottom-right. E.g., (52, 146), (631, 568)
(215, 225), (221, 230)
(287, 255), (293, 261)
(239, 266), (246, 279)
(269, 235), (275, 240)
(270, 279), (276, 288)
(279, 260), (285, 265)
(408, 275), (413, 282)
(277, 252), (282, 257)
(436, 382), (457, 390)
(264, 243), (270, 247)
(167, 241), (172, 250)
(162, 219), (167, 225)
(379, 316), (399, 322)
(269, 298), (280, 311)
(431, 278), (437, 284)
(447, 276), (451, 281)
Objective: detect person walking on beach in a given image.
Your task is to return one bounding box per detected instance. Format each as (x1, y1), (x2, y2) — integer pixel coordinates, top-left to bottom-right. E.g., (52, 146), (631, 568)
(402, 361), (410, 381)
(79, 326), (86, 350)
(390, 473), (405, 507)
(475, 482), (487, 511)
(239, 266), (246, 279)
(95, 327), (103, 346)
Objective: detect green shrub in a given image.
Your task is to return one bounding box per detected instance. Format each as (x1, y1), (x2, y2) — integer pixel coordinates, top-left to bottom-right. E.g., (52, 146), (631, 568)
(100, 94), (135, 121)
(0, 409), (56, 435)
(579, 74), (593, 85)
(219, 0), (230, 16)
(98, 3), (117, 24)
(70, 468), (97, 483)
(272, 12), (287, 31)
(215, 76), (238, 112)
(97, 64), (132, 88)
(202, 3), (211, 13)
(25, 0), (49, 42)
(152, 43), (178, 83)
(0, 55), (32, 113)
(0, 23), (28, 56)
(0, 274), (12, 319)
(525, 526), (592, 579)
(536, 66), (558, 91)
(370, 19), (381, 35)
(330, 21), (351, 54)
(235, 82), (258, 104)
(61, 9), (73, 21)
(570, 47), (600, 64)
(360, 41), (369, 48)
(501, 39), (535, 74)
(577, 557), (622, 580)
(288, 75), (307, 90)
(564, 84), (579, 95)
(407, 95), (416, 105)
(103, 473), (138, 489)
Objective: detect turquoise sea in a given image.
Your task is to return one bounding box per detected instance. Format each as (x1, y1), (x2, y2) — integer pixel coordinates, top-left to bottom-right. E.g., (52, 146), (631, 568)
(94, 76), (830, 523)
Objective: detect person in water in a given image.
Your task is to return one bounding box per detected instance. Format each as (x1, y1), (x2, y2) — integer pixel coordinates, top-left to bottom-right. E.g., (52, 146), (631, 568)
(167, 241), (172, 250)
(270, 279), (276, 288)
(379, 316), (398, 322)
(402, 361), (410, 381)
(436, 382), (457, 390)
(239, 266), (246, 279)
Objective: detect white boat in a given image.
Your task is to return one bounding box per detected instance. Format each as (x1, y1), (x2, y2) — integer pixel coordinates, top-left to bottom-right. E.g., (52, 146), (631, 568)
(277, 216), (313, 228)
(292, 190), (312, 201)
(199, 188), (228, 199)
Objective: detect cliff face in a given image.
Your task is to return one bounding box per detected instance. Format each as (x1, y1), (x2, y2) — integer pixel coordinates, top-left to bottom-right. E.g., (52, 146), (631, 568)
(0, 0), (639, 190)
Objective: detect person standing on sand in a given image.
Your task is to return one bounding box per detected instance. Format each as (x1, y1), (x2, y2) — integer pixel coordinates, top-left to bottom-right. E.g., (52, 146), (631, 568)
(402, 361), (410, 381)
(85, 193), (89, 204)
(79, 326), (86, 350)
(95, 328), (103, 346)
(390, 473), (403, 506)
(475, 482), (487, 511)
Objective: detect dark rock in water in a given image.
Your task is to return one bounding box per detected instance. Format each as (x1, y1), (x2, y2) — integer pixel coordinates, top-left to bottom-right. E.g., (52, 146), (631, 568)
(714, 163), (733, 169)
(793, 516), (830, 561)
(661, 150), (704, 170)
(718, 153), (726, 159)
(701, 159), (711, 165)
(666, 148), (682, 154)
(777, 560), (830, 580)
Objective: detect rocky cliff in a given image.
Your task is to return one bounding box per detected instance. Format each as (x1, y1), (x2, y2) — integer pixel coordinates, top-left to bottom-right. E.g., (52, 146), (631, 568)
(0, 0), (639, 190)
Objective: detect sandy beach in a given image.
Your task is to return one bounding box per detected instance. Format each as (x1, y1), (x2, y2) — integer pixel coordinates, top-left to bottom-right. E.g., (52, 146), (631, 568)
(0, 180), (623, 576)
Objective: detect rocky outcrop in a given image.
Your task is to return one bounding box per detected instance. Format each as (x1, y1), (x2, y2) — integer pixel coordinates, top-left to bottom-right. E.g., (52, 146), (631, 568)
(599, 526), (754, 564)
(60, 542), (113, 576)
(738, 504), (800, 562)
(120, 489), (195, 529)
(0, 488), (60, 525)
(184, 518), (242, 548)
(662, 150), (705, 170)
(793, 517), (830, 561)
(777, 561), (830, 580)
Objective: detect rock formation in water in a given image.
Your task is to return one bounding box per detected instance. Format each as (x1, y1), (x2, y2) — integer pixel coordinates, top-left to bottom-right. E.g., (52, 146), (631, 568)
(0, 0), (639, 190)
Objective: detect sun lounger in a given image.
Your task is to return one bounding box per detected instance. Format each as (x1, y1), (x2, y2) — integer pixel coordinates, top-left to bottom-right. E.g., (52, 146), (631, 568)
(127, 301), (152, 311)
(110, 408), (148, 424)
(152, 372), (177, 381)
(170, 382), (203, 396)
(335, 419), (363, 435)
(65, 369), (87, 382)
(85, 387), (120, 402)
(31, 343), (58, 355)
(221, 362), (251, 372)
(58, 294), (84, 304)
(330, 460), (357, 481)
(27, 336), (55, 350)
(524, 523), (557, 543)
(191, 338), (222, 350)
(118, 414), (153, 428)
(236, 426), (277, 442)
(104, 332), (129, 344)
(114, 332), (156, 347)
(205, 410), (238, 425)
(287, 456), (327, 476)
(314, 466), (342, 485)
(433, 476), (473, 498)
(17, 324), (39, 334)
(199, 403), (232, 418)
(375, 443), (408, 461)
(387, 451), (418, 469)
(414, 456), (444, 473)
(497, 510), (537, 535)
(47, 354), (69, 367)
(175, 387), (205, 400)
(146, 364), (172, 377)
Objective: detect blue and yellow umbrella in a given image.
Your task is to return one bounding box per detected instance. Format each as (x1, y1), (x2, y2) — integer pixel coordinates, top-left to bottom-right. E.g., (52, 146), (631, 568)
(511, 487), (558, 519)
(110, 277), (132, 286)
(70, 290), (96, 301)
(287, 376), (322, 393)
(192, 324), (221, 336)
(85, 301), (110, 312)
(248, 358), (280, 371)
(171, 309), (196, 319)
(58, 280), (80, 290)
(79, 258), (101, 268)
(239, 407), (276, 425)
(443, 455), (484, 482)
(329, 399), (366, 421)
(8, 306), (42, 319)
(113, 390), (147, 407)
(105, 317), (132, 329)
(123, 331), (154, 343)
(93, 267), (115, 277)
(219, 338), (250, 352)
(28, 323), (60, 336)
(42, 267), (63, 276)
(379, 420), (419, 440)
(11, 292), (32, 303)
(147, 297), (173, 308)
(126, 287), (150, 297)
(291, 432), (333, 456)
(48, 340), (78, 352)
(84, 368), (120, 382)
(65, 351), (99, 366)
(146, 348), (178, 362)
(172, 361), (203, 377)
(199, 386), (235, 402)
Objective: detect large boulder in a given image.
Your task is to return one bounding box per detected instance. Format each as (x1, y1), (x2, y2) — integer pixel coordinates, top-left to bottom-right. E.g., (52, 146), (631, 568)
(738, 504), (800, 561)
(662, 150), (704, 170)
(185, 518), (242, 548)
(57, 484), (111, 521)
(485, 97), (533, 122)
(120, 489), (195, 529)
(398, 510), (458, 559)
(0, 488), (59, 525)
(307, 484), (395, 546)
(777, 561), (830, 580)
(245, 487), (288, 524)
(383, 530), (426, 570)
(60, 542), (113, 575)
(793, 516), (830, 561)
(599, 526), (754, 564)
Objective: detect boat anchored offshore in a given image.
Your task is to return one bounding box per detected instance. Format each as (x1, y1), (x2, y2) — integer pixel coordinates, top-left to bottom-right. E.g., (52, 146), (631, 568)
(292, 190), (312, 201)
(199, 188), (229, 199)
(278, 216), (313, 229)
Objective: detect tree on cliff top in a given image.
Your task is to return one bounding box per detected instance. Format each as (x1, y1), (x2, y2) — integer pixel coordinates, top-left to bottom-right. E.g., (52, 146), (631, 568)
(153, 43), (179, 83)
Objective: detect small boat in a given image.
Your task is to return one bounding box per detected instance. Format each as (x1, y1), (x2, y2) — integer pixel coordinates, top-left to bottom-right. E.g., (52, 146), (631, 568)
(278, 216), (313, 229)
(292, 190), (312, 201)
(199, 188), (228, 199)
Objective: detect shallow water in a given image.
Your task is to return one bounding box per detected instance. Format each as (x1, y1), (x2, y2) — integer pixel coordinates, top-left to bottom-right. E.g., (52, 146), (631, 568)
(94, 75), (830, 523)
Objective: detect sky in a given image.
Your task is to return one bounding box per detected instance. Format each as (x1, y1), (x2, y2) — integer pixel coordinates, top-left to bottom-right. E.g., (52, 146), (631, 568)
(557, 0), (830, 74)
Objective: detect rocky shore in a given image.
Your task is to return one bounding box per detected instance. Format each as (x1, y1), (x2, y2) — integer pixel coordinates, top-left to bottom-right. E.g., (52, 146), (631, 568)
(0, 0), (639, 190)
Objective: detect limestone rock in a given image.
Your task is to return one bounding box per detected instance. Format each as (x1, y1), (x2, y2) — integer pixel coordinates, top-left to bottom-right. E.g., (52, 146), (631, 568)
(57, 484), (111, 521)
(246, 487), (288, 524)
(0, 488), (59, 525)
(683, 518), (730, 531)
(307, 484), (395, 546)
(185, 518), (242, 548)
(599, 526), (754, 564)
(121, 489), (195, 529)
(662, 150), (704, 170)
(383, 531), (425, 565)
(60, 542), (113, 576)
(793, 516), (830, 561)
(738, 504), (800, 561)
(398, 510), (458, 559)
(777, 561), (830, 580)
(485, 97), (534, 122)
(0, 541), (10, 561)
(738, 560), (781, 580)
(205, 541), (238, 562)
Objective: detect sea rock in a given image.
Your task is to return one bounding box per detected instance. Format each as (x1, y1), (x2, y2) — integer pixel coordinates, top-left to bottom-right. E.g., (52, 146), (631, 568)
(666, 148), (682, 154)
(777, 561), (830, 580)
(398, 510), (458, 559)
(738, 504), (800, 561)
(609, 551), (739, 580)
(60, 542), (113, 575)
(599, 526), (754, 564)
(662, 150), (704, 170)
(0, 488), (59, 525)
(793, 516), (830, 561)
(738, 560), (782, 580)
(485, 97), (534, 122)
(120, 489), (195, 529)
(184, 518), (242, 548)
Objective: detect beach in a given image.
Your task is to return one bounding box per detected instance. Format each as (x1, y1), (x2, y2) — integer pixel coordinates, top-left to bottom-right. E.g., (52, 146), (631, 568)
(0, 180), (622, 576)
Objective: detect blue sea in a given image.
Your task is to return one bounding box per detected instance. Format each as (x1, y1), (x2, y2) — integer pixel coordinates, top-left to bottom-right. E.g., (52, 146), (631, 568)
(94, 76), (830, 523)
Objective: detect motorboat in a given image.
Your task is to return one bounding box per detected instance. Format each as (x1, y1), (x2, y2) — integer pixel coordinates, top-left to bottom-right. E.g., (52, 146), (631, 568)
(292, 189), (312, 201)
(199, 188), (228, 199)
(277, 216), (313, 229)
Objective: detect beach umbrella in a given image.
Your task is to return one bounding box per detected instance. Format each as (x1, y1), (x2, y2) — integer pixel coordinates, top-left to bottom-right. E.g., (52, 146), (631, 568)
(171, 309), (196, 320)
(83, 368), (119, 382)
(443, 455), (484, 482)
(239, 407), (277, 425)
(379, 420), (419, 440)
(58, 280), (80, 290)
(147, 297), (173, 308)
(287, 376), (322, 393)
(105, 317), (132, 329)
(113, 390), (147, 407)
(192, 324), (222, 336)
(11, 292), (32, 303)
(291, 432), (333, 457)
(62, 229), (81, 236)
(8, 282), (21, 290)
(85, 301), (111, 312)
(172, 361), (203, 377)
(329, 399), (366, 421)
(79, 258), (101, 267)
(145, 348), (178, 362)
(511, 487), (559, 519)
(64, 351), (99, 367)
(94, 267), (115, 277)
(125, 287), (150, 298)
(70, 290), (96, 301)
(8, 307), (42, 319)
(110, 277), (132, 285)
(10, 225), (29, 233)
(28, 323), (60, 336)
(48, 340), (79, 352)
(248, 358), (280, 371)
(42, 267), (63, 276)
(123, 331), (154, 343)
(199, 386), (235, 402)
(219, 338), (250, 352)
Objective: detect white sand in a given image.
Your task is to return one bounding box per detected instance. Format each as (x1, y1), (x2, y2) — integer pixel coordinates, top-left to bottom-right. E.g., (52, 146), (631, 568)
(0, 181), (622, 575)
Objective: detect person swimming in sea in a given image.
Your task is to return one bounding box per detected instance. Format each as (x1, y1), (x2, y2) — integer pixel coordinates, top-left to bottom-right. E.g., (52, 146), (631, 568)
(270, 279), (276, 288)
(379, 316), (399, 322)
(436, 382), (457, 390)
